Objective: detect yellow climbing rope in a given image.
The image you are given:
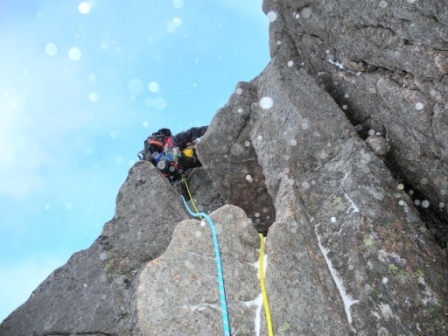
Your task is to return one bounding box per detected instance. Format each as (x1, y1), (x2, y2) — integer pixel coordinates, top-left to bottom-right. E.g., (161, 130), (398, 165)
(183, 174), (273, 334)
(259, 233), (274, 336)
(182, 174), (203, 219)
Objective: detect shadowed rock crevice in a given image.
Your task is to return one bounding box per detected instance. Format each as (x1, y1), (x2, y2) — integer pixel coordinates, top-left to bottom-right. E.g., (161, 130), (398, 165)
(196, 81), (276, 233)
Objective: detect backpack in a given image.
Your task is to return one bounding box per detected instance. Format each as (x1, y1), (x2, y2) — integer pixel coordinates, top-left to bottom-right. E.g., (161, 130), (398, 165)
(138, 132), (182, 182)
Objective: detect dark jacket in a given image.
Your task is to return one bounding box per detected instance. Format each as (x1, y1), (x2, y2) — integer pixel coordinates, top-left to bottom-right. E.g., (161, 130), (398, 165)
(172, 126), (208, 150)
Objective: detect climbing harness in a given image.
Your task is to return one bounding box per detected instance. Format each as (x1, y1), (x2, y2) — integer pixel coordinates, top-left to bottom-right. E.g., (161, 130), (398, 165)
(180, 195), (231, 336)
(258, 233), (274, 336)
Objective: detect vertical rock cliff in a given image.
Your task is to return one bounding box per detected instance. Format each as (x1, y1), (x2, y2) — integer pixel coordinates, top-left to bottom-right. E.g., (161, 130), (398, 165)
(2, 1), (448, 335)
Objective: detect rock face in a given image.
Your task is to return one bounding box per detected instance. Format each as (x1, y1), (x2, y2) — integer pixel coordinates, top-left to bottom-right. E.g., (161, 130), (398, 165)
(2, 2), (448, 336)
(197, 81), (276, 233)
(135, 205), (261, 336)
(263, 0), (448, 244)
(0, 162), (191, 335)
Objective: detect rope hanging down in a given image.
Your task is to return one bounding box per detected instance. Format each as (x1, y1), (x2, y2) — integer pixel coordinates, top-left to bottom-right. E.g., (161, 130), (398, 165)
(258, 233), (274, 336)
(182, 174), (202, 218)
(180, 195), (231, 336)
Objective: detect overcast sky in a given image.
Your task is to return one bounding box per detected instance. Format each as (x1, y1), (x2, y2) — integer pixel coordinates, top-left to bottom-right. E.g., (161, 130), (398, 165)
(0, 0), (270, 322)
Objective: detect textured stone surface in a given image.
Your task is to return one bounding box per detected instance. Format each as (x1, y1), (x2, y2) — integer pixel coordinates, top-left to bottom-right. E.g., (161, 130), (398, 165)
(2, 2), (448, 336)
(196, 82), (276, 232)
(257, 55), (448, 335)
(135, 205), (261, 336)
(0, 161), (189, 335)
(263, 0), (448, 232)
(179, 167), (226, 214)
(366, 134), (391, 157)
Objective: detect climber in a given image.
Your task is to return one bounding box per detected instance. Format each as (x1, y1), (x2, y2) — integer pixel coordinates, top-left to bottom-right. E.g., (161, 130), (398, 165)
(138, 126), (208, 183)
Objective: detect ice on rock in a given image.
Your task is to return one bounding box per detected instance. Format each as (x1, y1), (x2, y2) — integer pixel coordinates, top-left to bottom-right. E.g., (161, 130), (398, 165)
(379, 1), (388, 8)
(316, 233), (359, 325)
(328, 59), (344, 70)
(287, 60), (294, 67)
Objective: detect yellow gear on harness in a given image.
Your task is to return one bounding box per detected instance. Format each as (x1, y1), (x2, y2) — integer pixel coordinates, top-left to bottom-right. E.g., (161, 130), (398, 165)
(183, 147), (194, 157)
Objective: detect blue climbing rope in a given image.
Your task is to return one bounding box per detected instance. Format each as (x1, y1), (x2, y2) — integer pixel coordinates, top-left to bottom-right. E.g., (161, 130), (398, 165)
(180, 195), (231, 336)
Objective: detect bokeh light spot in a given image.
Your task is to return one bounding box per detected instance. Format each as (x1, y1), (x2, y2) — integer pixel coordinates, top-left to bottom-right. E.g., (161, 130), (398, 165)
(45, 43), (58, 56)
(259, 96), (274, 109)
(68, 47), (82, 61)
(173, 17), (182, 27)
(78, 2), (91, 14)
(148, 82), (160, 92)
(415, 102), (425, 110)
(267, 11), (278, 22)
(88, 92), (99, 102)
(153, 97), (167, 111)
